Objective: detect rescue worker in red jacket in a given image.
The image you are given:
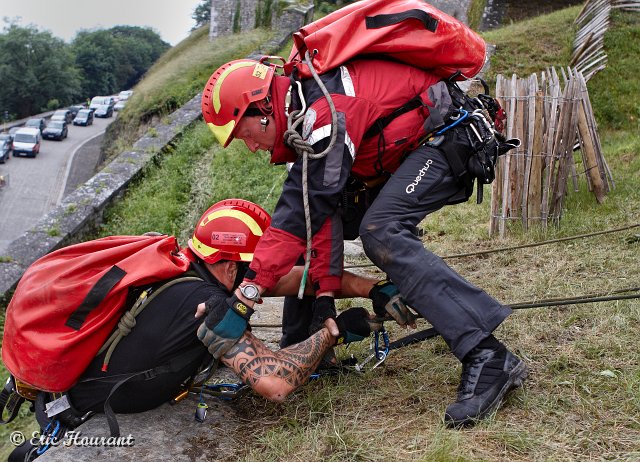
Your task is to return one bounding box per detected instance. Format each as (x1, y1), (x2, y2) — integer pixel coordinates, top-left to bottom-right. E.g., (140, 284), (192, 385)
(198, 57), (528, 427)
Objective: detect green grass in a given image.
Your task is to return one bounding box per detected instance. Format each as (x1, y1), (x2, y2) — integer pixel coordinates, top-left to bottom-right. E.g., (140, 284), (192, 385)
(482, 6), (580, 82)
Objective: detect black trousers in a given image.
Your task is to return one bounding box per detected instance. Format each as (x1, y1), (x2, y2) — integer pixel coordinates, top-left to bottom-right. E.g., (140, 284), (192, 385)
(359, 145), (511, 360)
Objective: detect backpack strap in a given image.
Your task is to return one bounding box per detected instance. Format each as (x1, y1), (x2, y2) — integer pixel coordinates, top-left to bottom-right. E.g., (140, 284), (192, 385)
(365, 9), (439, 32)
(363, 95), (425, 139)
(0, 376), (24, 424)
(98, 276), (203, 371)
(101, 344), (207, 437)
(65, 265), (127, 330)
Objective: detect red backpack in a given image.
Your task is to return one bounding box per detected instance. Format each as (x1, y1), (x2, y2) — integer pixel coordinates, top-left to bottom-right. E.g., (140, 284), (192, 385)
(285, 0), (486, 80)
(2, 235), (193, 393)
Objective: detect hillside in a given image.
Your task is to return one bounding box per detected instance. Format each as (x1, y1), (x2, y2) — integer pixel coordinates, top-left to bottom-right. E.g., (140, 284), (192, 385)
(1, 5), (639, 461)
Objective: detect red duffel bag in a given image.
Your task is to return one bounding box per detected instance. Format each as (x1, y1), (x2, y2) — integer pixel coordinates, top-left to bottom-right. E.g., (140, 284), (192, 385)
(2, 235), (193, 392)
(285, 0), (487, 80)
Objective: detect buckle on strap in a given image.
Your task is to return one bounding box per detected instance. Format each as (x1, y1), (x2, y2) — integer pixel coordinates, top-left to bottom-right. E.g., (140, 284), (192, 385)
(15, 379), (39, 401)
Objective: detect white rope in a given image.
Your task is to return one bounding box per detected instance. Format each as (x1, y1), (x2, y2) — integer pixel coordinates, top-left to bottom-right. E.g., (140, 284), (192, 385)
(284, 50), (340, 298)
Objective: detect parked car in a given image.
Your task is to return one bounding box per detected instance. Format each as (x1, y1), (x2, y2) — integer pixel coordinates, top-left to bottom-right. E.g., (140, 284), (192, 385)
(89, 96), (115, 110)
(94, 104), (114, 118)
(114, 100), (127, 111)
(25, 118), (46, 133)
(68, 105), (86, 117)
(73, 109), (94, 126)
(0, 138), (11, 163)
(118, 90), (133, 101)
(51, 109), (73, 124)
(0, 132), (13, 149)
(42, 120), (68, 141)
(12, 127), (41, 157)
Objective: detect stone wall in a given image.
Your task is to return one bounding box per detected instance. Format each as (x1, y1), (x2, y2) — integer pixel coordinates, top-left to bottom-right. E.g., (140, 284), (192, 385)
(210, 0), (313, 40)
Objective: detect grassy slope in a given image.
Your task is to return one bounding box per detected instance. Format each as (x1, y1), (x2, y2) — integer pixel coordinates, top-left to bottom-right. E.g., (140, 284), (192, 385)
(2, 7), (639, 461)
(100, 26), (273, 162)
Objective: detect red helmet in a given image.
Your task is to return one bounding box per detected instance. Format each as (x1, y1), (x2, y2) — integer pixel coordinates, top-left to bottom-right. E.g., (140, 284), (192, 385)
(188, 199), (271, 264)
(201, 59), (275, 147)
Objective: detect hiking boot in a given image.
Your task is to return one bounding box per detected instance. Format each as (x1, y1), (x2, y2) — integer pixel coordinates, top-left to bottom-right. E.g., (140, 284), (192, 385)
(444, 346), (528, 428)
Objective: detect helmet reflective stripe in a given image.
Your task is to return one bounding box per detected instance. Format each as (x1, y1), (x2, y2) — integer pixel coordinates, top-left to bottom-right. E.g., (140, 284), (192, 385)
(212, 61), (256, 113)
(200, 209), (264, 236)
(189, 235), (254, 261)
(190, 234), (220, 258)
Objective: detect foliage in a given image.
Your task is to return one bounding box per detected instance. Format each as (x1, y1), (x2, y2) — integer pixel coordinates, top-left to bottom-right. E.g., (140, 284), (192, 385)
(588, 10), (640, 131)
(191, 0), (211, 31)
(97, 124), (214, 237)
(71, 26), (170, 99)
(0, 21), (169, 120)
(0, 23), (82, 118)
(313, 0), (357, 16)
(255, 0), (275, 28)
(234, 1), (242, 33)
(45, 99), (60, 111)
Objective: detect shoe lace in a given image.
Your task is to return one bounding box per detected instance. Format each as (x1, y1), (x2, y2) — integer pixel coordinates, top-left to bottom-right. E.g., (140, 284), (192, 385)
(457, 356), (484, 397)
(457, 350), (505, 398)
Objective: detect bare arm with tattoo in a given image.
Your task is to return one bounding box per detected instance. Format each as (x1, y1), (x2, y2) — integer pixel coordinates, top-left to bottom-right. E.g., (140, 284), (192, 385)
(219, 327), (335, 402)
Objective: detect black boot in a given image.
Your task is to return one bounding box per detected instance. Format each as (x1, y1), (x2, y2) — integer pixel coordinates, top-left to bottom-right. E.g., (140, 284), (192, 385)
(444, 342), (528, 427)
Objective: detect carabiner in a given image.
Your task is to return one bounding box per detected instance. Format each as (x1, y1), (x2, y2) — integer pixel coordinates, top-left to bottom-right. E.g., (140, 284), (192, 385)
(36, 419), (61, 455)
(355, 328), (390, 371)
(436, 109), (469, 135)
(201, 382), (250, 401)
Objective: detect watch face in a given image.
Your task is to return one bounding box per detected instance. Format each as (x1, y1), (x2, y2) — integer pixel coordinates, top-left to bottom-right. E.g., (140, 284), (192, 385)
(241, 284), (259, 300)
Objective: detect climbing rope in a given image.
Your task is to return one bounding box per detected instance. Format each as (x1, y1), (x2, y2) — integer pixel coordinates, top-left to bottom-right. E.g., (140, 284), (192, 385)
(284, 50), (340, 299)
(98, 276), (203, 370)
(344, 222), (640, 269)
(251, 286), (640, 329)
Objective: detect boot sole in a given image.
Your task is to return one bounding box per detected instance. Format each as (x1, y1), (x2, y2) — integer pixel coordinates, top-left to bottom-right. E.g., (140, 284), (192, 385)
(446, 359), (529, 428)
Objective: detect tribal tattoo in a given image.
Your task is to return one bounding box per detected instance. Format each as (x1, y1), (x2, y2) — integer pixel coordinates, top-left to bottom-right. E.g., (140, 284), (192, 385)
(222, 328), (334, 391)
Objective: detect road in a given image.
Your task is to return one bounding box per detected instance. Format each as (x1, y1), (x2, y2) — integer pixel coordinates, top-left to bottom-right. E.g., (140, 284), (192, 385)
(0, 115), (115, 254)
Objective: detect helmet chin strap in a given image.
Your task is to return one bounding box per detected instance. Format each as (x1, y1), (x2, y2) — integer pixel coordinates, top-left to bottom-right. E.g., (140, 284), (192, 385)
(232, 262), (249, 290)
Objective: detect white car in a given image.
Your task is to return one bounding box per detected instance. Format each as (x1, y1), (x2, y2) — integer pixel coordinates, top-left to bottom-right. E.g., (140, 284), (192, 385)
(118, 90), (133, 101)
(114, 100), (127, 111)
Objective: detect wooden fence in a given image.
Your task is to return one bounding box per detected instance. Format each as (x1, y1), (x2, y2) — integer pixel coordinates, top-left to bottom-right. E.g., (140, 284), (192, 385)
(572, 0), (640, 80)
(489, 68), (614, 237)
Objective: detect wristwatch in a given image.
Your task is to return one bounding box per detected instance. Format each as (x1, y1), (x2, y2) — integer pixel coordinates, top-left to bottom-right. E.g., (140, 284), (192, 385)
(239, 283), (261, 303)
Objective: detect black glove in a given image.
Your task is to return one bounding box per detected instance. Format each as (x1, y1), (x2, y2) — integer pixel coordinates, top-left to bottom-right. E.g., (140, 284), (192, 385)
(369, 280), (416, 327)
(197, 294), (253, 359)
(335, 307), (372, 345)
(308, 296), (337, 335)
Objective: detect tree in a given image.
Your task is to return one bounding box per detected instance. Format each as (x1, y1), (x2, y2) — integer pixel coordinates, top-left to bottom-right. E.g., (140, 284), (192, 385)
(72, 26), (169, 98)
(0, 23), (82, 118)
(192, 0), (211, 31)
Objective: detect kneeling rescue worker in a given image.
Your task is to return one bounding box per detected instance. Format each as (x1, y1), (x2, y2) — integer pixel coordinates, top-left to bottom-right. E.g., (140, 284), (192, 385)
(200, 55), (528, 427)
(6, 199), (380, 461)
